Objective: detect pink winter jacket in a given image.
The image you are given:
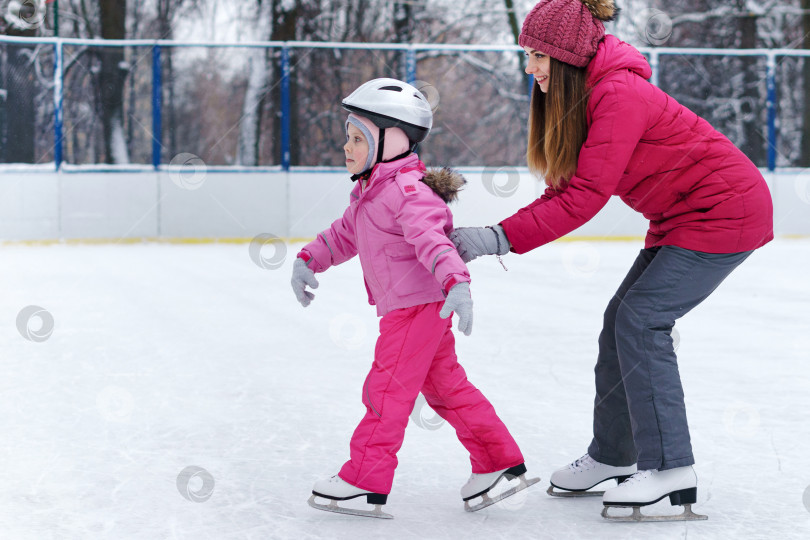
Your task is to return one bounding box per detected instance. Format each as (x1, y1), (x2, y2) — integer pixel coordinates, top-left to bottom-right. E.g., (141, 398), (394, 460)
(501, 35), (774, 254)
(300, 154), (470, 316)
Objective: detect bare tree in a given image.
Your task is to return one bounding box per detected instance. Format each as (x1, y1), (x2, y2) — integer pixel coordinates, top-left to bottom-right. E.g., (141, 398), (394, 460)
(154, 0), (204, 160)
(504, 0), (526, 72)
(738, 0), (767, 166)
(157, 0), (177, 159)
(1, 0), (43, 163)
(98, 0), (129, 164)
(236, 0), (275, 166)
(392, 1), (413, 78)
(802, 0), (810, 165)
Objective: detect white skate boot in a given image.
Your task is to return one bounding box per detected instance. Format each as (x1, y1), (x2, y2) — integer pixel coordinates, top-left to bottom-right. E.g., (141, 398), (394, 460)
(547, 453), (636, 497)
(461, 463), (540, 512)
(308, 475), (392, 519)
(601, 465), (708, 522)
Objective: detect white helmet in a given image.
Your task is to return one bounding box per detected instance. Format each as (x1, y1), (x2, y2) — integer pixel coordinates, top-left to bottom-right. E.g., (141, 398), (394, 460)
(342, 78), (433, 145)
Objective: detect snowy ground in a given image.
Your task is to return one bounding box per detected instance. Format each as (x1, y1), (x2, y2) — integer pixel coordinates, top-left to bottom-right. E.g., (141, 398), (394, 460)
(1, 239), (809, 539)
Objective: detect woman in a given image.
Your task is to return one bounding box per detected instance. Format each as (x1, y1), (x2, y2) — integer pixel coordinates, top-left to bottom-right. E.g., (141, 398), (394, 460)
(450, 0), (773, 521)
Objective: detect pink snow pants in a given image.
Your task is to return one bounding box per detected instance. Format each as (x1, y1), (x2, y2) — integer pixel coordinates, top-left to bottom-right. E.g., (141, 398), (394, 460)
(338, 301), (524, 495)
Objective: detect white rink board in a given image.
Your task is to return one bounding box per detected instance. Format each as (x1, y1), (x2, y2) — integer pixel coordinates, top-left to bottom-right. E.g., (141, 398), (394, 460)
(0, 168), (807, 241)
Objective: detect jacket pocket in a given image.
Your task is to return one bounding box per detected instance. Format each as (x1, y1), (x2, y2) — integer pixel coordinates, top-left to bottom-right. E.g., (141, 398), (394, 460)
(383, 241), (424, 297)
(383, 241), (415, 259)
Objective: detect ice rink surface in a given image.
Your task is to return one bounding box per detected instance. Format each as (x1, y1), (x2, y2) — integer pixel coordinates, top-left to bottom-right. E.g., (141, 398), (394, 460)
(1, 239), (809, 539)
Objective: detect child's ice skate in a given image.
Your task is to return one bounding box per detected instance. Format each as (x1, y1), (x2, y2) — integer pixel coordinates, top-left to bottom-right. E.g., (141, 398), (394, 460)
(307, 475), (392, 519)
(601, 465), (708, 522)
(461, 463), (540, 512)
(547, 453), (636, 497)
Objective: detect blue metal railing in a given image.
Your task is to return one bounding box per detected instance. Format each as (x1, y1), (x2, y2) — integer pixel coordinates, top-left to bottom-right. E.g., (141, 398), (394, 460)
(766, 55), (778, 172)
(406, 49), (417, 84)
(280, 46), (291, 171)
(2, 35), (808, 172)
(52, 41), (63, 168)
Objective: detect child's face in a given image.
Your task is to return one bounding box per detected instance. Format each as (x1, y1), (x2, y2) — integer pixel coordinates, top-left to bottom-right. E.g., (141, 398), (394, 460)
(524, 46), (551, 93)
(344, 124), (370, 175)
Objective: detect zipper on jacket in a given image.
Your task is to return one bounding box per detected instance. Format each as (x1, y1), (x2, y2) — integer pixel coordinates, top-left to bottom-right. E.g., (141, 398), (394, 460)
(357, 207), (386, 307)
(353, 169), (389, 309)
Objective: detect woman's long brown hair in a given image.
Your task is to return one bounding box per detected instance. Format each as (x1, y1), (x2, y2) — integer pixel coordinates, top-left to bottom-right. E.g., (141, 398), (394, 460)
(526, 58), (590, 190)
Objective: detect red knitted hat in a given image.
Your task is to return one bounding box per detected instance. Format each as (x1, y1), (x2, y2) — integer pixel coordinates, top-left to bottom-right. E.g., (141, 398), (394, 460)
(519, 0), (617, 67)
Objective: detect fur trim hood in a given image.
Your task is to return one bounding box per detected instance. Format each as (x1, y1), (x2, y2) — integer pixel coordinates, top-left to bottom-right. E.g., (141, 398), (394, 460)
(420, 167), (467, 204)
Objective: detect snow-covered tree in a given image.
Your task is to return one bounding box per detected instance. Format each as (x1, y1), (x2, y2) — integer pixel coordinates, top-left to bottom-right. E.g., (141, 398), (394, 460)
(7, 0), (810, 168)
(236, 0), (275, 166)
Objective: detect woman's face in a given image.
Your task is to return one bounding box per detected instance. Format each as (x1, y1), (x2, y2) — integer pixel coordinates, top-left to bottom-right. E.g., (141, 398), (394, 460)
(344, 123), (370, 174)
(524, 47), (551, 93)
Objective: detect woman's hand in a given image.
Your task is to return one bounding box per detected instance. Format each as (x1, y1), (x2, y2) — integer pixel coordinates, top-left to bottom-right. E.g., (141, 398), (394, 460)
(448, 225), (510, 263)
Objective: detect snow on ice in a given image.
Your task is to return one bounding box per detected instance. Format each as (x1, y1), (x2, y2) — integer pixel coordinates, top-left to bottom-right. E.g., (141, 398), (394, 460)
(1, 239), (809, 539)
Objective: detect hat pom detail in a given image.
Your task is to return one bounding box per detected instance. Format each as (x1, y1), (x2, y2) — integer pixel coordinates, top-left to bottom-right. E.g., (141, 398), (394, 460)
(580, 0), (618, 22)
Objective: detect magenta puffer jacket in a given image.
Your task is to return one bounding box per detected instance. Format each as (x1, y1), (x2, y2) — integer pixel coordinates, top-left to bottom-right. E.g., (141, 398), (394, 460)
(300, 154), (470, 316)
(501, 35), (774, 254)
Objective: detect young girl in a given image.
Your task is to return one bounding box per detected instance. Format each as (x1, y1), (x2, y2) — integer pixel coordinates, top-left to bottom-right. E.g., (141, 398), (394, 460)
(291, 78), (535, 518)
(450, 0), (773, 522)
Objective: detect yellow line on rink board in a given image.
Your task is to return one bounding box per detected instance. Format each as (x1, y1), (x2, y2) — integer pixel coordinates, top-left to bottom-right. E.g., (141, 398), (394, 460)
(1, 237), (315, 246)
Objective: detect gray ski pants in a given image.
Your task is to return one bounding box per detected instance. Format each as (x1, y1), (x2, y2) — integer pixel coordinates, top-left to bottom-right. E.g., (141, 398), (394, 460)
(587, 245), (752, 471)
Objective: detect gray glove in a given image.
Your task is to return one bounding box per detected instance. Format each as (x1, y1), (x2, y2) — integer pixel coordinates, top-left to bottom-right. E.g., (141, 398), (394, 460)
(449, 225), (510, 263)
(439, 282), (473, 336)
(291, 257), (319, 307)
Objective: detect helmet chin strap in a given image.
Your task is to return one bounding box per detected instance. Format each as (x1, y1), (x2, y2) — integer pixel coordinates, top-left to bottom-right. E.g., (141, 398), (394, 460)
(376, 128), (386, 164)
(349, 127), (413, 183)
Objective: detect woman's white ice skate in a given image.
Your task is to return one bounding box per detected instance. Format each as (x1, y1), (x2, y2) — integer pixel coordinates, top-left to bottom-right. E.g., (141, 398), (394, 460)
(307, 475), (392, 519)
(461, 463), (540, 512)
(601, 466), (708, 522)
(547, 453), (636, 497)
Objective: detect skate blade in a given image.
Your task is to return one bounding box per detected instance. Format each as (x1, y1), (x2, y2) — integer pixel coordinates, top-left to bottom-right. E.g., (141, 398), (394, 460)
(307, 494), (393, 519)
(464, 475), (540, 512)
(547, 474), (630, 498)
(601, 503), (708, 522)
(546, 485), (604, 498)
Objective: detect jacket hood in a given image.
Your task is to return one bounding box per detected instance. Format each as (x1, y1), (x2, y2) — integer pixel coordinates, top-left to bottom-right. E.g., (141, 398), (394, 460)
(421, 167), (467, 204)
(586, 34), (652, 87)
